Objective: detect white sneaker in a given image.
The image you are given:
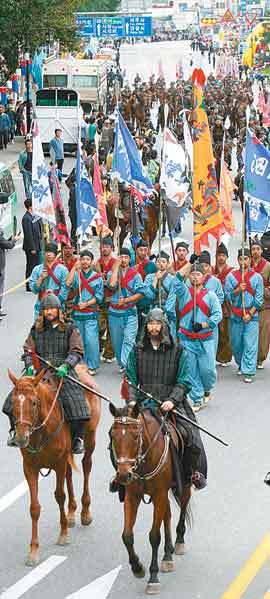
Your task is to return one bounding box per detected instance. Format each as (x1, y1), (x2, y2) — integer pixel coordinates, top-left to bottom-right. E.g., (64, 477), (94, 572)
(257, 363), (264, 370)
(204, 392), (212, 403)
(88, 369), (97, 376)
(244, 376), (253, 383)
(119, 366), (125, 374)
(192, 401), (203, 413)
(217, 362), (230, 368)
(236, 370), (242, 376)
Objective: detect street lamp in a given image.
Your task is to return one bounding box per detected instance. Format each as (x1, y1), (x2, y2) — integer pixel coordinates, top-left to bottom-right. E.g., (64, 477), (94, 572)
(25, 51), (31, 134)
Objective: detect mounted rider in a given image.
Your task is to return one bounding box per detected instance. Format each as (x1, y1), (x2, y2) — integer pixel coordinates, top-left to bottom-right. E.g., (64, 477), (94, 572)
(111, 308), (207, 492)
(3, 293), (91, 454)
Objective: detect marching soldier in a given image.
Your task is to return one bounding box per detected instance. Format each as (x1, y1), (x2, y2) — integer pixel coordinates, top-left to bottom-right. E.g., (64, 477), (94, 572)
(213, 243), (233, 366)
(66, 250), (104, 376)
(144, 250), (176, 338)
(94, 236), (116, 363)
(224, 248), (264, 383)
(251, 240), (270, 369)
(30, 242), (68, 319)
(107, 248), (145, 372)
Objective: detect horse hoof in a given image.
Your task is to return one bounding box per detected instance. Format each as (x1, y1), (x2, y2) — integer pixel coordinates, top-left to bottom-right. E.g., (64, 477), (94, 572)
(174, 543), (186, 555)
(133, 565), (145, 578)
(81, 513), (93, 526)
(57, 534), (70, 546)
(160, 560), (175, 573)
(67, 518), (76, 528)
(25, 555), (40, 567)
(145, 582), (161, 595)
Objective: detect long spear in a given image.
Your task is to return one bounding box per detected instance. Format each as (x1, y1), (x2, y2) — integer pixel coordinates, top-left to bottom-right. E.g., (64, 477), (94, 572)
(127, 381), (229, 447)
(158, 104), (169, 306)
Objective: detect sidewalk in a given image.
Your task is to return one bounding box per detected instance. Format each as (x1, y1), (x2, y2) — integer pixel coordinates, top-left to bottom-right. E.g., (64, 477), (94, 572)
(0, 137), (25, 171)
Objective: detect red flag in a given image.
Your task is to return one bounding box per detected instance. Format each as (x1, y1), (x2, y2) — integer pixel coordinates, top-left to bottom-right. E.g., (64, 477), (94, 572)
(50, 168), (70, 246)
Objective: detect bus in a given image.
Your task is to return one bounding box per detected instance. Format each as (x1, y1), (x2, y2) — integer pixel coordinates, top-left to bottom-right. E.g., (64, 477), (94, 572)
(42, 57), (108, 114)
(35, 88), (83, 154)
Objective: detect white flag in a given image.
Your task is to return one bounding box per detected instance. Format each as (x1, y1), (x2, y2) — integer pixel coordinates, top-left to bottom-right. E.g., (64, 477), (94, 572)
(32, 119), (55, 224)
(160, 128), (190, 205)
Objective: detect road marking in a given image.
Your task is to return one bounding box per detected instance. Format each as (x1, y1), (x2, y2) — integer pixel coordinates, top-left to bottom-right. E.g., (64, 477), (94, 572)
(0, 555), (67, 599)
(220, 534), (270, 599)
(65, 565), (121, 599)
(0, 480), (28, 513)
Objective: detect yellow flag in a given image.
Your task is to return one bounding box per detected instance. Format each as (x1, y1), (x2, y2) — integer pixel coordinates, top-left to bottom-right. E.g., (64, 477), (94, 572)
(191, 69), (224, 253)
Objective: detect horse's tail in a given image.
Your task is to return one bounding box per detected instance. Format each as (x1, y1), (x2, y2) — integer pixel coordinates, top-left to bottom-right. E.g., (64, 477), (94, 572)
(68, 452), (79, 473)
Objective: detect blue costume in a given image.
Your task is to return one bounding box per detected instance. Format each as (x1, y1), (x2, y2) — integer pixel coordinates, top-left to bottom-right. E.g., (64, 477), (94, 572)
(107, 267), (145, 368)
(30, 261), (69, 319)
(203, 273), (224, 354)
(144, 271), (176, 338)
(166, 274), (222, 405)
(70, 270), (104, 370)
(224, 268), (263, 376)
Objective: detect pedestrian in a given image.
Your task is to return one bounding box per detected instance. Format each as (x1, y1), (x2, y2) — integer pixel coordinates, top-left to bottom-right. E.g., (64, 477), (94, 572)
(29, 241), (69, 319)
(250, 240), (270, 369)
(0, 227), (21, 320)
(18, 137), (33, 200)
(94, 236), (116, 363)
(66, 250), (104, 376)
(166, 261), (222, 411)
(224, 248), (264, 383)
(22, 199), (42, 292)
(213, 243), (233, 366)
(49, 129), (64, 180)
(6, 102), (16, 143)
(100, 119), (114, 159)
(107, 248), (145, 372)
(65, 168), (77, 247)
(0, 105), (10, 150)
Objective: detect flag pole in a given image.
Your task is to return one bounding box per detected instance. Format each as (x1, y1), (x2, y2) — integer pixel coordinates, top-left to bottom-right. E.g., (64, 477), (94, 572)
(158, 105), (168, 307)
(113, 84), (121, 295)
(241, 106), (251, 318)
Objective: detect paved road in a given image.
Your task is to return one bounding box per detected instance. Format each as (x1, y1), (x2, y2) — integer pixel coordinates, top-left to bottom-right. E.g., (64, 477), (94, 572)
(1, 44), (270, 599)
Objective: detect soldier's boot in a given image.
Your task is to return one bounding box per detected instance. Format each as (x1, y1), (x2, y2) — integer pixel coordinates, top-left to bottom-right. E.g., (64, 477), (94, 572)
(7, 415), (18, 448)
(70, 421), (85, 455)
(185, 446), (207, 490)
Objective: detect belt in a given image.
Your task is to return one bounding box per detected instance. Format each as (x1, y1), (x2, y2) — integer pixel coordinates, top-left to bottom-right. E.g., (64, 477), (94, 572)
(179, 327), (213, 340)
(110, 303), (136, 310)
(72, 306), (97, 313)
(231, 306), (252, 317)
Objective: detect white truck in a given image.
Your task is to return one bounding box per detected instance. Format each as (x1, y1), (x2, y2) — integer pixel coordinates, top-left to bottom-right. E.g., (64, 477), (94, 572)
(42, 57), (108, 114)
(34, 88), (83, 154)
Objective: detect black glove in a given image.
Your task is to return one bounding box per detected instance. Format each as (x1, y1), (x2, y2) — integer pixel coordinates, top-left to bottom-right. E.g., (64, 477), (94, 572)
(192, 322), (203, 332)
(189, 253), (198, 264)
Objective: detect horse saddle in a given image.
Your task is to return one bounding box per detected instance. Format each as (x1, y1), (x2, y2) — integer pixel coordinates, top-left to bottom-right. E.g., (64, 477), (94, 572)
(166, 419), (185, 456)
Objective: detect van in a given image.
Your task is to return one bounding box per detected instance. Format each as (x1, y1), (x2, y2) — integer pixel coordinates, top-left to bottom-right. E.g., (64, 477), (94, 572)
(0, 164), (17, 239)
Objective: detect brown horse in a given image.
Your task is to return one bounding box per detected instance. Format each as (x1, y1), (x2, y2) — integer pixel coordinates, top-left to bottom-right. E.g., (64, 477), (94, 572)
(8, 367), (101, 566)
(106, 191), (160, 251)
(109, 403), (192, 595)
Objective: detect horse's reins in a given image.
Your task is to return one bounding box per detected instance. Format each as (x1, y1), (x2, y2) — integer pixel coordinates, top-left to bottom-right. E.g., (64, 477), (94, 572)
(112, 413), (170, 482)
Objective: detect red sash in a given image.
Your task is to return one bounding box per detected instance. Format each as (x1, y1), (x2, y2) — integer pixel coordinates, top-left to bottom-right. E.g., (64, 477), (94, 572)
(251, 257), (267, 274)
(214, 265), (233, 287)
(38, 262), (61, 300)
(135, 259), (149, 281)
(99, 256), (116, 275)
(179, 288), (210, 319)
(231, 269), (255, 297)
(62, 257), (77, 273)
(120, 267), (137, 290)
(175, 259), (188, 271)
(179, 327), (212, 340)
(80, 271), (101, 296)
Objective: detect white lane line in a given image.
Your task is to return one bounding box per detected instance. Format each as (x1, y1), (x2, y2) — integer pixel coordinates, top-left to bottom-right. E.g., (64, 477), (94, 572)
(0, 480), (28, 513)
(65, 565), (122, 599)
(0, 555), (67, 599)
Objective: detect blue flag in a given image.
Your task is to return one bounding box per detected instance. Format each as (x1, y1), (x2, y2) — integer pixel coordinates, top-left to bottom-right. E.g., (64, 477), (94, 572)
(244, 129), (270, 234)
(112, 110), (154, 195)
(75, 144), (99, 240)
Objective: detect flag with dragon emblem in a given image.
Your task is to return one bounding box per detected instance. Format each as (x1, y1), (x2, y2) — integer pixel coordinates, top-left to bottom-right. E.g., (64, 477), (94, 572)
(191, 69), (224, 252)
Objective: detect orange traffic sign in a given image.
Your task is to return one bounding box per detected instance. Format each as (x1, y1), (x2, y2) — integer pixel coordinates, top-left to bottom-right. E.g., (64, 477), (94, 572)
(221, 9), (235, 23)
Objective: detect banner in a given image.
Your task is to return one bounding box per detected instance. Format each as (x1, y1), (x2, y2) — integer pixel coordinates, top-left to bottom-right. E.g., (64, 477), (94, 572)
(244, 128), (270, 234)
(112, 109), (154, 196)
(75, 144), (99, 241)
(50, 168), (70, 245)
(219, 160), (235, 236)
(191, 69), (224, 252)
(160, 128), (191, 234)
(32, 119), (55, 224)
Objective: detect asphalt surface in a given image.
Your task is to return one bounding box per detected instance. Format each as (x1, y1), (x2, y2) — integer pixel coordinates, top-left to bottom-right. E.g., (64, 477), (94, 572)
(0, 41), (270, 599)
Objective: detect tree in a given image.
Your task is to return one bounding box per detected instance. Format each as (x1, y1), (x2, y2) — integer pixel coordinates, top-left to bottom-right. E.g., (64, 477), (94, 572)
(0, 0), (81, 73)
(78, 0), (120, 11)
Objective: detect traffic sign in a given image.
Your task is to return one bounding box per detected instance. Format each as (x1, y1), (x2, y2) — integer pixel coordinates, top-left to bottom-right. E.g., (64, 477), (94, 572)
(76, 14), (152, 38)
(220, 9), (235, 23)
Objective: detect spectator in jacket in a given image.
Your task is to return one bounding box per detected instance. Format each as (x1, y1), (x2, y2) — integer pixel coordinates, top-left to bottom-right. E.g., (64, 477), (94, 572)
(49, 129), (64, 180)
(0, 105), (10, 150)
(19, 138), (32, 199)
(0, 228), (21, 319)
(22, 199), (42, 291)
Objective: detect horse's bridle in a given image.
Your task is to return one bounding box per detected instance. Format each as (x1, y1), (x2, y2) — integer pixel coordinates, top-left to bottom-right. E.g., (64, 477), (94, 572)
(112, 413), (170, 482)
(14, 379), (64, 453)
